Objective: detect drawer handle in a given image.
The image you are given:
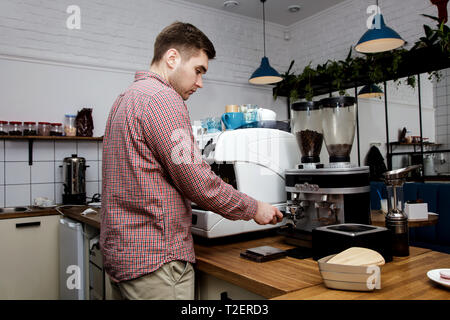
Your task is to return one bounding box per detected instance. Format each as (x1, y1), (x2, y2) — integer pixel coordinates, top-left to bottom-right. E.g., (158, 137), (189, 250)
(16, 221), (41, 228)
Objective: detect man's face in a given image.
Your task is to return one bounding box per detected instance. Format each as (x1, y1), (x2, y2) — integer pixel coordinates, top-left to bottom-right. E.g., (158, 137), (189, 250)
(168, 50), (208, 100)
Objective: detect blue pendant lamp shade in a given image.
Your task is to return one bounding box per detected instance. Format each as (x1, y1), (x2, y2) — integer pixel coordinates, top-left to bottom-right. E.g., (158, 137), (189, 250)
(249, 57), (282, 84)
(358, 84), (384, 98)
(249, 0), (282, 85)
(355, 13), (405, 53)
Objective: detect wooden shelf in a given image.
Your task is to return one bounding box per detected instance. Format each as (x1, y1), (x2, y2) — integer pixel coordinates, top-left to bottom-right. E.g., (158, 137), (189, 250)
(0, 135), (102, 141)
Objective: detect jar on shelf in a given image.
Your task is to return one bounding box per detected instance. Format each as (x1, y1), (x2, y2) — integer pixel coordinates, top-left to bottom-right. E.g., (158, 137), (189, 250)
(64, 114), (77, 137)
(0, 121), (8, 136)
(23, 121), (37, 136)
(8, 121), (22, 136)
(50, 123), (63, 136)
(38, 122), (51, 136)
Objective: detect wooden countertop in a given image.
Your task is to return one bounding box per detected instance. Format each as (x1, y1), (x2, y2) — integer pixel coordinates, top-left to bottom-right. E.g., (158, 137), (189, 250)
(194, 234), (449, 300)
(0, 205), (101, 228)
(194, 234), (323, 299)
(0, 207), (60, 220)
(272, 249), (450, 300)
(57, 205), (100, 229)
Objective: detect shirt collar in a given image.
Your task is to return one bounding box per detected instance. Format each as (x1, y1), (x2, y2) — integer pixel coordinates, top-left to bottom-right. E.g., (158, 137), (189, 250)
(134, 71), (173, 89)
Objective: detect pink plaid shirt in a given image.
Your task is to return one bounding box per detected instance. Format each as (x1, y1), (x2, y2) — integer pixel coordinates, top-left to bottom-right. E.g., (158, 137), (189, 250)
(100, 71), (258, 282)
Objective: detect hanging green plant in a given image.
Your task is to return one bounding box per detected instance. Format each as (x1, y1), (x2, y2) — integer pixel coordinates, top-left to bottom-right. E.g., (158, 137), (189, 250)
(411, 14), (449, 83)
(272, 60), (298, 101)
(412, 14), (450, 54)
(272, 13), (449, 100)
(299, 62), (317, 101)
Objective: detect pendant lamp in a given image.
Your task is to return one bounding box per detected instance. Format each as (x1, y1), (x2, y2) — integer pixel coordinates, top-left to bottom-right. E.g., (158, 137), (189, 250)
(249, 0), (282, 85)
(355, 1), (405, 53)
(358, 84), (384, 98)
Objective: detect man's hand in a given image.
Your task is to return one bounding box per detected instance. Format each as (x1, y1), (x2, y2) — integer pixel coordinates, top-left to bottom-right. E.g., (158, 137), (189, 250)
(253, 201), (284, 225)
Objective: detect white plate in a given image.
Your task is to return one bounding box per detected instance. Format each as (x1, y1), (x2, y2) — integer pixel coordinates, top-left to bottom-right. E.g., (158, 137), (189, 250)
(427, 269), (450, 289)
(428, 212), (438, 216)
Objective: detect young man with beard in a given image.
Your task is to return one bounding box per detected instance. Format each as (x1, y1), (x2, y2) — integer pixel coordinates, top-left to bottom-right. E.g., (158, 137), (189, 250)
(100, 22), (283, 300)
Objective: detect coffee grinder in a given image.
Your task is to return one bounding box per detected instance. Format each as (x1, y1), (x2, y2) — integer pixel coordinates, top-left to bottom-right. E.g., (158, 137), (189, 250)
(282, 96), (371, 251)
(383, 165), (422, 256)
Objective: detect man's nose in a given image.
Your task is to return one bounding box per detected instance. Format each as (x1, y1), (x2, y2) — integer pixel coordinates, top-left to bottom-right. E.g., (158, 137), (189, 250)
(196, 76), (203, 88)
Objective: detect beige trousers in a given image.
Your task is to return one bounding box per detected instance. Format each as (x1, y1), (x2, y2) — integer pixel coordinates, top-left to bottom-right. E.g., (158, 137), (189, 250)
(109, 261), (195, 300)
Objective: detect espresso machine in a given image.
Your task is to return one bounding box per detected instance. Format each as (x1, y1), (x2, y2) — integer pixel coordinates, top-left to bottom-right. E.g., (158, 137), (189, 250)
(191, 127), (301, 238)
(282, 97), (371, 248)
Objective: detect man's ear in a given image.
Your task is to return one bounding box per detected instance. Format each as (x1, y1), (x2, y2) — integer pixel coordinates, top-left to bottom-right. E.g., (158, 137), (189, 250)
(165, 48), (181, 70)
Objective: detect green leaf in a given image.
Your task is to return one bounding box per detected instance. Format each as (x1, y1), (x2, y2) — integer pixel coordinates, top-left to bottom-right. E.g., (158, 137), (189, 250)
(421, 14), (440, 22)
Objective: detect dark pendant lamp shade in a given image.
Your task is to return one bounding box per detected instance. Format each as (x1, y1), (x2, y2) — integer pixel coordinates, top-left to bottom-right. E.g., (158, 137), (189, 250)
(249, 0), (282, 85)
(355, 13), (405, 53)
(249, 56), (282, 84)
(358, 84), (384, 98)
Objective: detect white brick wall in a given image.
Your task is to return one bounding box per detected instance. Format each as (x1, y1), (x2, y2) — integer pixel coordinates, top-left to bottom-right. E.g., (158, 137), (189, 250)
(0, 0), (290, 83)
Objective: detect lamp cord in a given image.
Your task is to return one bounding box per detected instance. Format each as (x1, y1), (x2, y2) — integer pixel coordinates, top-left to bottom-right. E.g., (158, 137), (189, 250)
(262, 0), (266, 57)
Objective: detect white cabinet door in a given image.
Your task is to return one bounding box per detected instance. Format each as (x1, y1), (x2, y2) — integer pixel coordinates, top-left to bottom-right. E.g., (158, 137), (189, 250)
(0, 215), (60, 299)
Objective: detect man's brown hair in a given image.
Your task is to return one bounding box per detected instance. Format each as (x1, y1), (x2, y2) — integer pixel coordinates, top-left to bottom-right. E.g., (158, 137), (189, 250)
(151, 22), (216, 65)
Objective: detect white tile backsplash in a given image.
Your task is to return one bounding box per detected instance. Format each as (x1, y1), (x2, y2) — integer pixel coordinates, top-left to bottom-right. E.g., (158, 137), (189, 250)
(0, 162), (3, 185)
(436, 125), (447, 136)
(5, 184), (30, 207)
(86, 181), (99, 199)
(0, 140), (101, 207)
(5, 162), (30, 185)
(86, 161), (99, 182)
(55, 182), (63, 205)
(5, 141), (28, 161)
(98, 142), (103, 160)
(0, 186), (4, 207)
(31, 183), (55, 204)
(33, 141), (54, 161)
(0, 141), (4, 161)
(31, 161), (54, 183)
(77, 141), (99, 161)
(55, 141), (77, 162)
(55, 161), (63, 183)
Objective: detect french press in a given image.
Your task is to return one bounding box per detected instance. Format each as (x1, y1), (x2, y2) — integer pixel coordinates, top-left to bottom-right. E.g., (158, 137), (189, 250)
(383, 165), (421, 256)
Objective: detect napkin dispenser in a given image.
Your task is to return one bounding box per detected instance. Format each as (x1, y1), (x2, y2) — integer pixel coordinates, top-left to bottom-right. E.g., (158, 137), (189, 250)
(312, 223), (393, 262)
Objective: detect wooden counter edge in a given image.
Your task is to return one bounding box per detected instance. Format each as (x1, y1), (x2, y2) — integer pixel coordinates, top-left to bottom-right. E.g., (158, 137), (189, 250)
(60, 208), (100, 229)
(0, 208), (60, 220)
(194, 258), (288, 299)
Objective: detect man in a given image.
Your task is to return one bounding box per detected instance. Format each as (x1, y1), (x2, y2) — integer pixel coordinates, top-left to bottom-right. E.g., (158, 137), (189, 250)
(100, 21), (283, 300)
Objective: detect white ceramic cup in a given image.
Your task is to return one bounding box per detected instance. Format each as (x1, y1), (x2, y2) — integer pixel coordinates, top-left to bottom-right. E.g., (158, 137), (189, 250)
(257, 108), (277, 121)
